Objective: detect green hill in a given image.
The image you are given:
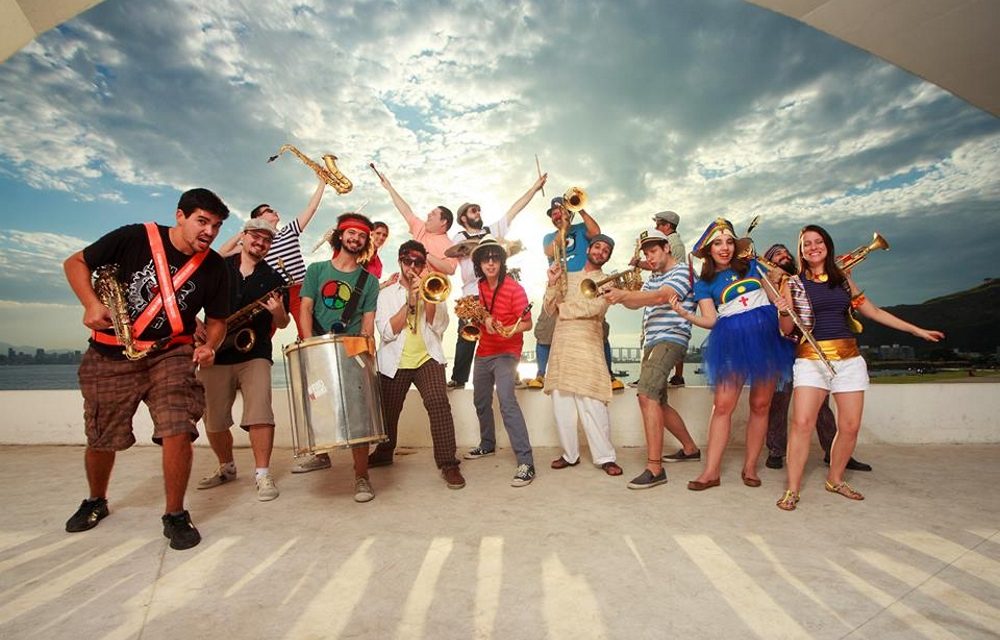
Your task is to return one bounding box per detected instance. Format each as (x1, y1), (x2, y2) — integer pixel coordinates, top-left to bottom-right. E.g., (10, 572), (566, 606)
(856, 278), (1000, 357)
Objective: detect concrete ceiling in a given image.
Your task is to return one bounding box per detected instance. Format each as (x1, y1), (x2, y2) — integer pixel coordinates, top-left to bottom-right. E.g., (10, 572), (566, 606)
(748, 1), (999, 117)
(1, 0), (998, 117)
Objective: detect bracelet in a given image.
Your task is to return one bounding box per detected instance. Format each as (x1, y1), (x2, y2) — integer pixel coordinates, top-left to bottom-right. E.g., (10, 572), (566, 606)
(779, 309), (790, 317)
(850, 291), (866, 309)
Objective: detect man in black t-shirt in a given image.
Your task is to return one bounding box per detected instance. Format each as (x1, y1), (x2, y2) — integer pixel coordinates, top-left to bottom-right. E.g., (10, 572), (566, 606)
(62, 188), (231, 551)
(196, 218), (289, 502)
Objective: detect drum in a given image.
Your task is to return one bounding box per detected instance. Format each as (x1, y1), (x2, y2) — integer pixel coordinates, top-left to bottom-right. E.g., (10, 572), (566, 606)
(283, 335), (388, 455)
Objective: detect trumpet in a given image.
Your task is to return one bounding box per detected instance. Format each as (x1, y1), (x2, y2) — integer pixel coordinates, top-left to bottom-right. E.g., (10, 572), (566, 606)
(419, 271), (451, 304)
(455, 295), (489, 342)
(580, 269), (643, 298)
(267, 144), (353, 194)
(581, 238), (644, 298)
(836, 232), (889, 272)
(563, 186), (587, 212)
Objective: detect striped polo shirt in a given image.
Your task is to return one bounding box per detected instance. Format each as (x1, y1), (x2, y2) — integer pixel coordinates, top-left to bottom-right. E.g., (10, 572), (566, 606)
(263, 219), (305, 283)
(642, 263), (695, 349)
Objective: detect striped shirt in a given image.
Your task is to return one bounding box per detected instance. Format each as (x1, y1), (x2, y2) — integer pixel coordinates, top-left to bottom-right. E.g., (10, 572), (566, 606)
(642, 263), (695, 348)
(263, 219), (305, 283)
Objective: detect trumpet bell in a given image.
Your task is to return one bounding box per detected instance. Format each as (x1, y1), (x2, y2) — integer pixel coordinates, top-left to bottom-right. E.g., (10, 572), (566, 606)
(563, 187), (587, 212)
(420, 272), (451, 303)
(870, 232), (890, 253)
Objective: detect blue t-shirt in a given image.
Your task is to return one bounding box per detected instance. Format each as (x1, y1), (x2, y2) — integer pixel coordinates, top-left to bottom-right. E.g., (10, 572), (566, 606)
(642, 263), (696, 348)
(542, 222), (589, 273)
(693, 259), (767, 307)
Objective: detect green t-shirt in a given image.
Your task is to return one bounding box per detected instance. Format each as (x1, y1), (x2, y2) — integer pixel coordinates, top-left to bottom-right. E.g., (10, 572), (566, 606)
(301, 261), (379, 335)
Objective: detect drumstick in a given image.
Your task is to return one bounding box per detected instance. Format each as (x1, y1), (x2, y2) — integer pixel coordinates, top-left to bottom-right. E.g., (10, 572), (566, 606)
(355, 199), (370, 213)
(369, 162), (383, 181)
(535, 154), (545, 197)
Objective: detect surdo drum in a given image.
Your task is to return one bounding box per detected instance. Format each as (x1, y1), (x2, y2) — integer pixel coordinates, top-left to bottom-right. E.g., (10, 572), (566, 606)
(283, 335), (387, 455)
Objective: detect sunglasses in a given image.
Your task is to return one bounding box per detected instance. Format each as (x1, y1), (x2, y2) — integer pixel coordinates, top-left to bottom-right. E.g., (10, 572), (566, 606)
(401, 257), (426, 267)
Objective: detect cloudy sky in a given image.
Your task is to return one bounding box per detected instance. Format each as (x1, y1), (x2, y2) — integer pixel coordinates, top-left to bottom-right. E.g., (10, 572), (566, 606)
(0, 0), (997, 353)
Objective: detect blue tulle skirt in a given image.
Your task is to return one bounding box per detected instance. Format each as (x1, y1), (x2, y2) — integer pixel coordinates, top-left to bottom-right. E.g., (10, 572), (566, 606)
(703, 305), (794, 388)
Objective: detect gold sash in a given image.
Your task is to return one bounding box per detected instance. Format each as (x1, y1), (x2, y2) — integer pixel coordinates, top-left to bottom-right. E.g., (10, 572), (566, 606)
(796, 338), (859, 361)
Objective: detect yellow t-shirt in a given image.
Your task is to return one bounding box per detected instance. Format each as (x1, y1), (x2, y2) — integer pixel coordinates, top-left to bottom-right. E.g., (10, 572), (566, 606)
(399, 302), (432, 369)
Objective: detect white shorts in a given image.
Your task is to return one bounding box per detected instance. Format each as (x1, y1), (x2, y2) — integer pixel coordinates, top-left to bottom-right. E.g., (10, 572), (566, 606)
(793, 355), (869, 393)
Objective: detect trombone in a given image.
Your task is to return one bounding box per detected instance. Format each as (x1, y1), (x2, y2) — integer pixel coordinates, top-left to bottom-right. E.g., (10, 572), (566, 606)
(419, 271), (451, 303)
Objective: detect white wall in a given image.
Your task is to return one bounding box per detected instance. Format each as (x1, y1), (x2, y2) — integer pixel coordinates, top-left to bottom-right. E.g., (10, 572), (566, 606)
(1, 384), (997, 449)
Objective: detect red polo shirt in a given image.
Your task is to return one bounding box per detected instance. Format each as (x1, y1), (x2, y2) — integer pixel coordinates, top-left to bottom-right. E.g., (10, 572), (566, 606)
(475, 276), (531, 358)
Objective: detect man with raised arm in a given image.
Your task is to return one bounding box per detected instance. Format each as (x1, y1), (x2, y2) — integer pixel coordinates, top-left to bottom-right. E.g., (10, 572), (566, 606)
(62, 188), (231, 550)
(375, 169), (458, 276)
(447, 173), (547, 389)
(219, 177), (327, 339)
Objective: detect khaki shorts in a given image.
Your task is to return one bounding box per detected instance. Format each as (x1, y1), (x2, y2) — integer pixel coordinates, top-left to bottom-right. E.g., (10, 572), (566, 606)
(636, 341), (686, 404)
(198, 358), (275, 433)
(78, 345), (203, 450)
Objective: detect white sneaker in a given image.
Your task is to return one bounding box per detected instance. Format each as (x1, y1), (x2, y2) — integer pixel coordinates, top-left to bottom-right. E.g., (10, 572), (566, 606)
(291, 453), (331, 473)
(256, 474), (279, 501)
(197, 465), (236, 489)
(354, 476), (375, 503)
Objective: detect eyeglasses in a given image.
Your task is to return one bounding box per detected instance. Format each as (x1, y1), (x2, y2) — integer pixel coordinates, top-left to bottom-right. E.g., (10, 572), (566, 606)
(480, 255), (502, 263)
(401, 257), (426, 267)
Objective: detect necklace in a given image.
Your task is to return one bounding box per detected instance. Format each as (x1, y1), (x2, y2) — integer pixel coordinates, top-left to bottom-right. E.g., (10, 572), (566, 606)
(806, 271), (828, 283)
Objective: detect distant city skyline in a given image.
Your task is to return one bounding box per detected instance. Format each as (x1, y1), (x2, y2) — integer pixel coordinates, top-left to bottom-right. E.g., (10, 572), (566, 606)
(0, 0), (997, 351)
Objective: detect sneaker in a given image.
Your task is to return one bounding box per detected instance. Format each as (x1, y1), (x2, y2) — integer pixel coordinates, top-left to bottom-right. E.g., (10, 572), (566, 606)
(442, 465), (466, 490)
(291, 453), (331, 474)
(256, 474), (279, 501)
(65, 497), (109, 532)
(662, 448), (701, 463)
(197, 465), (236, 489)
(627, 468), (668, 489)
(446, 380), (465, 390)
(610, 378), (625, 391)
(354, 476), (375, 503)
(463, 447), (495, 460)
(525, 375), (545, 389)
(513, 377), (527, 389)
(668, 375), (685, 387)
(765, 454), (784, 470)
(161, 510), (201, 550)
(627, 380), (639, 388)
(511, 464), (536, 488)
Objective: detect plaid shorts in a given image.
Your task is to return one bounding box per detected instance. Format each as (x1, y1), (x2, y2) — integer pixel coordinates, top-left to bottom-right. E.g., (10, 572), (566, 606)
(78, 345), (204, 450)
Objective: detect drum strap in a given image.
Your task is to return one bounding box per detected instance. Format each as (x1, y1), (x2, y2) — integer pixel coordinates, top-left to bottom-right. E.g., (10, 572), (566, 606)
(314, 268), (371, 335)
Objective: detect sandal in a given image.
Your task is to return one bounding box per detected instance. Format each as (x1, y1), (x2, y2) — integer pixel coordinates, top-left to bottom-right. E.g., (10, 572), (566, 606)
(776, 490), (800, 511)
(551, 457), (580, 470)
(601, 461), (623, 476)
(825, 480), (864, 501)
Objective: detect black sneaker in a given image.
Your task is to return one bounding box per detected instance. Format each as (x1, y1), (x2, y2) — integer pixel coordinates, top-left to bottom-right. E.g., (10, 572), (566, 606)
(627, 468), (668, 489)
(765, 455), (784, 469)
(446, 380), (465, 390)
(510, 464), (535, 487)
(463, 447), (495, 460)
(823, 454), (873, 472)
(65, 498), (109, 532)
(662, 448), (701, 463)
(162, 510), (201, 550)
(668, 375), (686, 387)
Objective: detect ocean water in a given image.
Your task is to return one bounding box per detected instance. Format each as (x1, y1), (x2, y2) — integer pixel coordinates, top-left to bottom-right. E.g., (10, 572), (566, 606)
(0, 361), (708, 390)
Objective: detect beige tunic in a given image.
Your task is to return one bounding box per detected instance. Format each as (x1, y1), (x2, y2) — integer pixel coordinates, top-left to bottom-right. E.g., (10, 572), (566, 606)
(543, 269), (612, 403)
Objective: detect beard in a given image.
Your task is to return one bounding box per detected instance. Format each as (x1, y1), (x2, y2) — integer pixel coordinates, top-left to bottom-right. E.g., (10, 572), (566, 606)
(465, 217), (484, 230)
(779, 259), (797, 275)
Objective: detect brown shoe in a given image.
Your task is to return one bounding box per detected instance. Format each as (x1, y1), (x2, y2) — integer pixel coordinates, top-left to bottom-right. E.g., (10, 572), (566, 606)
(442, 465), (466, 490)
(550, 456), (580, 470)
(687, 478), (721, 491)
(741, 471), (762, 487)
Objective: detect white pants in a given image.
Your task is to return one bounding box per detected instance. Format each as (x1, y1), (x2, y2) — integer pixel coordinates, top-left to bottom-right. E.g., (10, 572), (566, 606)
(552, 390), (616, 465)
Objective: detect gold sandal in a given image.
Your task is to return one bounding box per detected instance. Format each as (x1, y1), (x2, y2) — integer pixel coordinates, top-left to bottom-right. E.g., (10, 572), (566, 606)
(824, 480), (864, 501)
(776, 490), (800, 511)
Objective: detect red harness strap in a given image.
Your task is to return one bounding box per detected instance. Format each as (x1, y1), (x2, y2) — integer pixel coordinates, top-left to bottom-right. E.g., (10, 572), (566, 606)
(92, 222), (208, 350)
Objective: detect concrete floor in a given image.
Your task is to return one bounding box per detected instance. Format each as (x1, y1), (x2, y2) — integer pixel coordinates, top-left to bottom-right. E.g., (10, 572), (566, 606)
(1, 444), (998, 640)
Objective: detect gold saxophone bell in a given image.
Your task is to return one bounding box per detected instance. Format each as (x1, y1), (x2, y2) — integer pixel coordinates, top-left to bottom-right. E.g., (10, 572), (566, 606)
(233, 327), (256, 353)
(268, 144), (353, 194)
(419, 271), (451, 303)
(563, 187), (587, 212)
(459, 324), (482, 342)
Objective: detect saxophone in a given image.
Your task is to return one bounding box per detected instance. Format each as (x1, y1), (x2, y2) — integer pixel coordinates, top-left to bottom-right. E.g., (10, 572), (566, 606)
(267, 144), (353, 194)
(93, 265), (167, 361)
(221, 261), (294, 353)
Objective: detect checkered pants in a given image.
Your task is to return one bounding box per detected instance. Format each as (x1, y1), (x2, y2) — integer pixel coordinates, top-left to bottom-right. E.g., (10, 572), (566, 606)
(374, 360), (459, 469)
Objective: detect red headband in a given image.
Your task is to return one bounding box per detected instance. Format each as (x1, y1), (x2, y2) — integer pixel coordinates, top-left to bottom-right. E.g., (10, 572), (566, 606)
(338, 219), (371, 234)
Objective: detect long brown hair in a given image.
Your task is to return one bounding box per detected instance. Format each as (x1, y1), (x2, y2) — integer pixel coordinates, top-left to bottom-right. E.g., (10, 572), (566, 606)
(699, 239), (749, 282)
(798, 224), (845, 288)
